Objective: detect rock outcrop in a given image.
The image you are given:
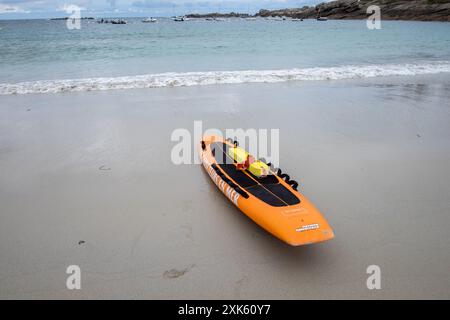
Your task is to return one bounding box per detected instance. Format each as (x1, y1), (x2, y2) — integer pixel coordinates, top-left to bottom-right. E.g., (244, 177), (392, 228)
(257, 0), (450, 22)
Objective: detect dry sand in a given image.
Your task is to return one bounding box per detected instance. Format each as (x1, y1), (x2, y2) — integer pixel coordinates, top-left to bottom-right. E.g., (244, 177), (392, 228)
(0, 74), (449, 299)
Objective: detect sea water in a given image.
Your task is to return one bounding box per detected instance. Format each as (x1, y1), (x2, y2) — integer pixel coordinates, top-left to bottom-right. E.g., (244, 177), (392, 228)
(0, 18), (449, 94)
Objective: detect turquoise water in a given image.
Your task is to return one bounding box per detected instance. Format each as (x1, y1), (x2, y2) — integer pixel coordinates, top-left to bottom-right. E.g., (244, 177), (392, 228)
(0, 18), (449, 93)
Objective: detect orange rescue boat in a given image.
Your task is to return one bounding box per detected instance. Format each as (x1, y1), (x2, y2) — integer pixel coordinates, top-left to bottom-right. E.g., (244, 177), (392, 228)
(199, 135), (334, 246)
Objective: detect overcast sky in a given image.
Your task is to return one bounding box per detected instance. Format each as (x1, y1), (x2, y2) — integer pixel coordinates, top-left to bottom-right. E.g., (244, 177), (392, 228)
(0, 0), (326, 18)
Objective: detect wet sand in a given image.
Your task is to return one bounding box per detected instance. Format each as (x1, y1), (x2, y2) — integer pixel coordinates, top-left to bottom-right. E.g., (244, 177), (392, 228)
(0, 74), (450, 299)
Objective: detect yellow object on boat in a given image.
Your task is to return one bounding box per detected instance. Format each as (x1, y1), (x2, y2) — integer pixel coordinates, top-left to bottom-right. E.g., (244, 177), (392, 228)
(228, 146), (269, 178)
(248, 161), (269, 178)
(228, 146), (248, 163)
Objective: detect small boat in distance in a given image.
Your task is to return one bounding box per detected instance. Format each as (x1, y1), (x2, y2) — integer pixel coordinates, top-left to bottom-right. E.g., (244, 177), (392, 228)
(142, 17), (157, 23)
(111, 19), (127, 24)
(317, 16), (328, 21)
(173, 16), (187, 21)
(292, 18), (303, 21)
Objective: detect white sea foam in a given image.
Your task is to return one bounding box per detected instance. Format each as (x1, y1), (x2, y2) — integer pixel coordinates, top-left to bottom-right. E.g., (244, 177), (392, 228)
(1, 62), (450, 95)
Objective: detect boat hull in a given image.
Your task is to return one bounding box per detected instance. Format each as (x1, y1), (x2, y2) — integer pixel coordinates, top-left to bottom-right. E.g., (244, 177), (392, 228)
(199, 135), (334, 246)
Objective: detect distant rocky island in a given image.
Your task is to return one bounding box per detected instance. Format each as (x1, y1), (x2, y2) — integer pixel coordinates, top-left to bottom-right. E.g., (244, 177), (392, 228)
(50, 0), (450, 23)
(186, 0), (449, 22)
(256, 0), (450, 22)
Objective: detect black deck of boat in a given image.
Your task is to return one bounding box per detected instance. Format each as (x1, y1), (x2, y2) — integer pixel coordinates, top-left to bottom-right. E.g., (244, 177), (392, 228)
(210, 142), (300, 207)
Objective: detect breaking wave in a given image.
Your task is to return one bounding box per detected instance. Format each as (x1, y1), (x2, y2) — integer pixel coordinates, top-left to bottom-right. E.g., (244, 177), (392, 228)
(1, 62), (450, 95)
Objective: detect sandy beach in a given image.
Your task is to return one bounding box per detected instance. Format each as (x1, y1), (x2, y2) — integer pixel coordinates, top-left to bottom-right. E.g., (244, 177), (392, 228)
(0, 74), (449, 299)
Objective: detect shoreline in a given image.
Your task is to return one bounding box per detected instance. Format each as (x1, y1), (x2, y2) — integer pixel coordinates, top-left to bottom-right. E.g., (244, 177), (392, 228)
(1, 73), (449, 106)
(1, 63), (450, 96)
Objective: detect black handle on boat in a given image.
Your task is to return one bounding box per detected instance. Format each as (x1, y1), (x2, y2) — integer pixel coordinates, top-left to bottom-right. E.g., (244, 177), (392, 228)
(275, 167), (300, 191)
(226, 137), (239, 147)
(277, 168), (282, 176)
(288, 180), (299, 191)
(280, 173), (290, 182)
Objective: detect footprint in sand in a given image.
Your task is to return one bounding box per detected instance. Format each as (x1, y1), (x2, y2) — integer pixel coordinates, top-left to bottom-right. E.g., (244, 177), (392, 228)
(181, 223), (193, 240)
(234, 276), (249, 297)
(182, 200), (193, 212)
(99, 165), (111, 171)
(163, 264), (195, 279)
